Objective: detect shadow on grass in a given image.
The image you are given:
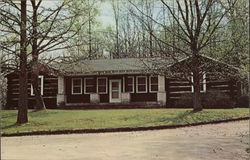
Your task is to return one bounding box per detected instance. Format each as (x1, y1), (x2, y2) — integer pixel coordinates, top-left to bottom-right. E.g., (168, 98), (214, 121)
(29, 109), (60, 117)
(1, 113), (18, 119)
(1, 109), (51, 119)
(150, 110), (195, 124)
(171, 110), (196, 124)
(1, 123), (20, 130)
(30, 109), (49, 113)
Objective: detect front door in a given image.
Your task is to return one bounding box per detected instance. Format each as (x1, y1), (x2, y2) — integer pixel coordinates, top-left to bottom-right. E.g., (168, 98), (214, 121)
(109, 80), (121, 103)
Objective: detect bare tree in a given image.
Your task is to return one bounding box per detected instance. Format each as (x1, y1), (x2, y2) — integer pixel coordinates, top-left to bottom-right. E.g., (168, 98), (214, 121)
(1, 0), (86, 110)
(111, 0), (120, 58)
(18, 0), (28, 123)
(129, 0), (238, 111)
(28, 0), (84, 110)
(66, 0), (101, 60)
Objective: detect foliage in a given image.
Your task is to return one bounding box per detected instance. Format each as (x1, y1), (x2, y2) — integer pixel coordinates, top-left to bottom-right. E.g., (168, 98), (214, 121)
(201, 91), (235, 108)
(1, 108), (248, 134)
(174, 94), (193, 108)
(65, 0), (104, 60)
(235, 96), (249, 108)
(175, 91), (235, 108)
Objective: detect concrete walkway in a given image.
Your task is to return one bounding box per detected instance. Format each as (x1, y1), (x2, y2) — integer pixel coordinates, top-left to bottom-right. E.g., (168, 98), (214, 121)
(1, 120), (249, 160)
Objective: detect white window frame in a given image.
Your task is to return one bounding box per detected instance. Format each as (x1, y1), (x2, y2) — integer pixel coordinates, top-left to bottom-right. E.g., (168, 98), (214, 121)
(71, 78), (82, 95)
(136, 76), (147, 93)
(84, 77), (95, 94)
(31, 75), (44, 96)
(191, 73), (206, 93)
(97, 77), (108, 94)
(127, 76), (134, 93)
(149, 76), (158, 93)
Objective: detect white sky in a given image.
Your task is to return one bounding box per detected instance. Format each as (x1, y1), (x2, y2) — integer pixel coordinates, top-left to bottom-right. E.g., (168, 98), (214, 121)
(97, 1), (115, 27)
(41, 0), (115, 27)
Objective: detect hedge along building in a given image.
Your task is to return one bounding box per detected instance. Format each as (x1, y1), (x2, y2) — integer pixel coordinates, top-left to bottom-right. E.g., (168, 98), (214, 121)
(5, 55), (245, 109)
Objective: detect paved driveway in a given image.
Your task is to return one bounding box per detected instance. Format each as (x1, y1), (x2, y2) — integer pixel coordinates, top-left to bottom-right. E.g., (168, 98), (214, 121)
(1, 120), (249, 160)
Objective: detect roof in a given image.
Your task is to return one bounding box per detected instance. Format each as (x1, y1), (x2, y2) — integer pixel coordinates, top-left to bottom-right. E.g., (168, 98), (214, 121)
(52, 58), (175, 75)
(50, 55), (239, 76)
(52, 58), (181, 75)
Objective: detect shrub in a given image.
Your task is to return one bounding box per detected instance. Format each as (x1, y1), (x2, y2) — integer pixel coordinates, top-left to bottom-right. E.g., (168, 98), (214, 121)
(235, 96), (249, 108)
(201, 91), (235, 108)
(174, 91), (235, 108)
(174, 94), (193, 108)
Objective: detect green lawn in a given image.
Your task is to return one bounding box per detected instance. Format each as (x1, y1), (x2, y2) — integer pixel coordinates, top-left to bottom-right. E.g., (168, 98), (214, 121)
(1, 108), (249, 134)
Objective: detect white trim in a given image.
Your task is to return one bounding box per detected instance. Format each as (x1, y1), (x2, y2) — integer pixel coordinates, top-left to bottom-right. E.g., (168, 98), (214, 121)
(191, 75), (194, 92)
(31, 75), (44, 96)
(191, 73), (206, 93)
(127, 76), (134, 93)
(136, 76), (147, 93)
(97, 77), (108, 94)
(109, 79), (122, 103)
(149, 76), (158, 93)
(123, 77), (125, 93)
(71, 78), (82, 95)
(202, 73), (207, 92)
(84, 77), (95, 94)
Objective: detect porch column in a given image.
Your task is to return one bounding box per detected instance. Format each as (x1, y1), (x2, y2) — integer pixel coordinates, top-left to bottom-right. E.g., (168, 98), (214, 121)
(57, 75), (66, 107)
(157, 75), (166, 105)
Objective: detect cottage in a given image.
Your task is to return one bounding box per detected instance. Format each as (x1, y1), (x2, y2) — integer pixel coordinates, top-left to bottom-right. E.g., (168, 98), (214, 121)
(5, 55), (242, 109)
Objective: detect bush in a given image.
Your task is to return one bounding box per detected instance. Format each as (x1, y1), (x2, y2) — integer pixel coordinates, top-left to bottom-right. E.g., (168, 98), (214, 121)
(174, 94), (193, 108)
(201, 92), (235, 108)
(174, 91), (235, 108)
(235, 96), (249, 108)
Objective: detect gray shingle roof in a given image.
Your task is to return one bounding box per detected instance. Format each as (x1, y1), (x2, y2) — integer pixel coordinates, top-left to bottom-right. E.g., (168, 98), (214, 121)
(51, 55), (236, 76)
(52, 57), (176, 75)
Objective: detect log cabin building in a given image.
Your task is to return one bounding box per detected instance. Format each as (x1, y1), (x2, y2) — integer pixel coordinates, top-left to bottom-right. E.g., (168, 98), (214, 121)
(5, 55), (243, 109)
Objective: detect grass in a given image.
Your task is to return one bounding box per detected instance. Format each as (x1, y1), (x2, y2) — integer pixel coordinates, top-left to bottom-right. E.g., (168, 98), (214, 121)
(1, 108), (249, 134)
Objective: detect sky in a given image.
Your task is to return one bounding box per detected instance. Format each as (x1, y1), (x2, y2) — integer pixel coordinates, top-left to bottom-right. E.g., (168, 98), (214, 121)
(97, 1), (115, 27)
(39, 0), (168, 27)
(41, 0), (115, 27)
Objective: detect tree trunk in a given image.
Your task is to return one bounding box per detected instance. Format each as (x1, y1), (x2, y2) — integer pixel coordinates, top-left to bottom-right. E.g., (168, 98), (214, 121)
(31, 59), (46, 110)
(88, 0), (92, 59)
(149, 30), (153, 57)
(193, 70), (203, 112)
(17, 0), (28, 124)
(31, 0), (46, 110)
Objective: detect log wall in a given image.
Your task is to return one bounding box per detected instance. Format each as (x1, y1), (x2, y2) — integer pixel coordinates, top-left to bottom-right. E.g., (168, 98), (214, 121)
(6, 73), (58, 109)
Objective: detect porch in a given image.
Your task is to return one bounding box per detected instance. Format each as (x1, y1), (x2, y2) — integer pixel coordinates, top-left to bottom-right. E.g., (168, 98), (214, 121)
(56, 74), (167, 107)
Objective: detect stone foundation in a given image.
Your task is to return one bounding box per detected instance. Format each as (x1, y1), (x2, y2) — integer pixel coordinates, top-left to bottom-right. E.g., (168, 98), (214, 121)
(121, 93), (130, 103)
(90, 93), (100, 104)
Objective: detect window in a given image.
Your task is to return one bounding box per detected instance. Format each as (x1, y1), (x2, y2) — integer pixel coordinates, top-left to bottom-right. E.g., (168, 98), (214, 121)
(97, 77), (107, 94)
(72, 78), (82, 94)
(191, 73), (206, 93)
(31, 75), (44, 96)
(126, 76), (134, 93)
(84, 78), (95, 94)
(149, 76), (158, 92)
(136, 76), (147, 93)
